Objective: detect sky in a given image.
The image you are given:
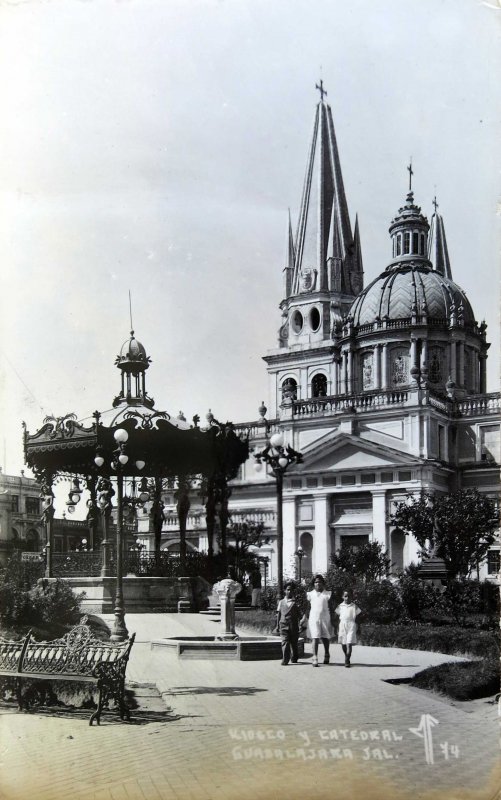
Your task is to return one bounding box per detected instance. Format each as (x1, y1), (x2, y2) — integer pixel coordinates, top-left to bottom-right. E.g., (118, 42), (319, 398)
(0, 0), (500, 477)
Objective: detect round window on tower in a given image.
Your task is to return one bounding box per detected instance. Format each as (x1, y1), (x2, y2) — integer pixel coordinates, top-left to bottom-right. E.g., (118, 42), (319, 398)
(291, 310), (304, 334)
(309, 307), (321, 332)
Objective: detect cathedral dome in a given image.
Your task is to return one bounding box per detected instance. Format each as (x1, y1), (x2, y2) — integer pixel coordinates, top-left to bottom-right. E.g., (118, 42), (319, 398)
(349, 263), (475, 329)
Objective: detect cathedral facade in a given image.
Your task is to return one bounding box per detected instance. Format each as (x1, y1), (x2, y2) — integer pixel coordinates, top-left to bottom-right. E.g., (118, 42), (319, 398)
(142, 90), (500, 582)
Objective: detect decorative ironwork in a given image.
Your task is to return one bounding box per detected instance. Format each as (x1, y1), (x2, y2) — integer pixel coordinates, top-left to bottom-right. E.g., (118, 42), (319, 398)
(0, 618), (136, 725)
(43, 414), (79, 440)
(123, 409), (169, 429)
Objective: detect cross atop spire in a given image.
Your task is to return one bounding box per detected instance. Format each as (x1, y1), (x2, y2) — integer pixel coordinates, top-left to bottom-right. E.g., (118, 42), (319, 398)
(315, 79), (327, 102)
(432, 195), (439, 214)
(407, 158), (414, 192)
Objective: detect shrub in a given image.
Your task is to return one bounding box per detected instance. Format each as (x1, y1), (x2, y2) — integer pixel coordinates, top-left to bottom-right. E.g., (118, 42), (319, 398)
(353, 580), (402, 624)
(435, 580), (481, 627)
(358, 623), (498, 658)
(330, 542), (392, 583)
(397, 567), (442, 621)
(259, 582), (308, 615)
(324, 566), (359, 600)
(410, 656), (499, 701)
(29, 580), (84, 626)
(0, 552), (84, 630)
(0, 578), (32, 627)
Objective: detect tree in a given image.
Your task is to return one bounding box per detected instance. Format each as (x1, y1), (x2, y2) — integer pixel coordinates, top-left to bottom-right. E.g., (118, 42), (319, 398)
(330, 541), (392, 583)
(390, 490), (498, 579)
(223, 519), (270, 582)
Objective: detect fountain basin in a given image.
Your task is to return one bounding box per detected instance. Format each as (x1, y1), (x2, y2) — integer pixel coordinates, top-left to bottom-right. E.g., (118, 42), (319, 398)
(151, 636), (305, 661)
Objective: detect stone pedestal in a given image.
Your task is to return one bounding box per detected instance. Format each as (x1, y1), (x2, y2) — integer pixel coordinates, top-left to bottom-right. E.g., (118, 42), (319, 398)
(213, 578), (242, 640)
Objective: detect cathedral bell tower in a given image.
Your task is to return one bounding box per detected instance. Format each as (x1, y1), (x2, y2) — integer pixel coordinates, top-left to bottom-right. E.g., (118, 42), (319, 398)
(264, 83), (363, 416)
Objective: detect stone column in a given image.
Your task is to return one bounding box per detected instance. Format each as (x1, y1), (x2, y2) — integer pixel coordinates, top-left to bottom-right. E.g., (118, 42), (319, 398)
(420, 339), (428, 386)
(374, 344), (381, 389)
(346, 349), (352, 395)
(342, 350), (348, 395)
(213, 578), (242, 640)
(313, 495), (330, 573)
(449, 340), (457, 383)
(282, 496), (297, 580)
(458, 341), (465, 388)
(381, 343), (388, 389)
(371, 491), (387, 549)
(333, 358), (339, 396)
(480, 355), (487, 394)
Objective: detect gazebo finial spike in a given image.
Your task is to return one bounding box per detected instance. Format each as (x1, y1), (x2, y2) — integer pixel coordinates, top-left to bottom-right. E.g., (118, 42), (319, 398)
(129, 290), (134, 336)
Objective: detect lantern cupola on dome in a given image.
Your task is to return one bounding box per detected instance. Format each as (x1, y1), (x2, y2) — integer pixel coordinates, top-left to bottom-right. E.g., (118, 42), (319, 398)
(388, 189), (430, 268)
(113, 330), (154, 408)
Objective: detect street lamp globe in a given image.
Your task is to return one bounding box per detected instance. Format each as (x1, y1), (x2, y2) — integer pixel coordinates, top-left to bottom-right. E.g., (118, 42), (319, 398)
(114, 428), (129, 444)
(270, 432), (284, 448)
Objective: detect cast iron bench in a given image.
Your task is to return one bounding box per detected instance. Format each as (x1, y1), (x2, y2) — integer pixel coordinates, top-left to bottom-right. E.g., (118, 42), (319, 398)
(0, 616), (135, 725)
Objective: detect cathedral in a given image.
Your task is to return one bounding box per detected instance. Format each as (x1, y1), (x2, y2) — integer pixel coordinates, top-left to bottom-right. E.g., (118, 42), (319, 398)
(141, 87), (500, 581)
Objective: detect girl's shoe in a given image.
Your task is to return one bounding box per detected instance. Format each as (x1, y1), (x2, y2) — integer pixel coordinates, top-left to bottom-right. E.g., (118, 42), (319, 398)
(312, 656), (319, 667)
(323, 655), (330, 664)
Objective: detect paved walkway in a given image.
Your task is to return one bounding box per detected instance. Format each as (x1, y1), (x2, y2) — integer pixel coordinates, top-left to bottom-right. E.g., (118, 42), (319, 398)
(0, 613), (499, 800)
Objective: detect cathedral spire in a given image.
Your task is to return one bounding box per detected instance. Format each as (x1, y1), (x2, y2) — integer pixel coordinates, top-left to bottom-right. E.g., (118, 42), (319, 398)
(283, 209), (295, 297)
(428, 197), (452, 279)
(290, 85), (361, 299)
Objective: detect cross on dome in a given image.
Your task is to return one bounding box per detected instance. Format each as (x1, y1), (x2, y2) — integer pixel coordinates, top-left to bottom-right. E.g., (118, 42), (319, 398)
(407, 159), (414, 192)
(315, 79), (327, 102)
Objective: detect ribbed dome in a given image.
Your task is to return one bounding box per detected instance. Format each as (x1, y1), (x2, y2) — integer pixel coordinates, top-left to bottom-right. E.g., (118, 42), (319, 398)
(119, 332), (147, 361)
(349, 264), (475, 328)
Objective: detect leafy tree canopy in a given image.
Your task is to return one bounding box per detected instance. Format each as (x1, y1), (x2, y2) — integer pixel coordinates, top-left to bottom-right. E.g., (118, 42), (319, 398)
(390, 490), (498, 579)
(330, 541), (392, 583)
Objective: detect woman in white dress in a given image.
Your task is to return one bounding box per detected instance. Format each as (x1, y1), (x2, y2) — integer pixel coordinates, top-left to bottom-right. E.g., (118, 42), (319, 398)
(304, 575), (335, 667)
(335, 590), (361, 667)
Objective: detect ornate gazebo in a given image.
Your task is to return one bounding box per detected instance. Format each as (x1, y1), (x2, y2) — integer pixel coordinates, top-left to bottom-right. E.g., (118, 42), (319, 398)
(23, 330), (248, 640)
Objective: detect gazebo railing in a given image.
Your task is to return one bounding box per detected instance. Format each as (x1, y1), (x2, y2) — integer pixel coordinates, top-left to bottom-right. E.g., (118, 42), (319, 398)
(52, 551), (104, 577)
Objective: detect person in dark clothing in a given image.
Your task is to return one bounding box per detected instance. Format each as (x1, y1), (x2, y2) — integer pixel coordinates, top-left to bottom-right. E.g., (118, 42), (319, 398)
(274, 581), (303, 665)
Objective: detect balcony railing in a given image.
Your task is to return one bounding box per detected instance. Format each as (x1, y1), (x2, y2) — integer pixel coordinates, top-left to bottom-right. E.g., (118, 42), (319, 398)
(292, 389), (409, 418)
(456, 394), (501, 416)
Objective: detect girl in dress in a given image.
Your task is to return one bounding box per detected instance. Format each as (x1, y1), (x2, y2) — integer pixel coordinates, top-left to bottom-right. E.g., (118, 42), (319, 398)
(304, 574), (335, 667)
(335, 590), (361, 667)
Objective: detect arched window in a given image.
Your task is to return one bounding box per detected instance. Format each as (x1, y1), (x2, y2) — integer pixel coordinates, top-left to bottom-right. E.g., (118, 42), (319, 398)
(396, 235), (402, 256)
(412, 232), (419, 253)
(281, 378), (297, 402)
(404, 232), (410, 254)
(420, 233), (426, 255)
(311, 374), (327, 398)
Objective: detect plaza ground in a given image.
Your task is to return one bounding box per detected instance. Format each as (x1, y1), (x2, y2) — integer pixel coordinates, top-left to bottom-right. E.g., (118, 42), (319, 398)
(0, 613), (499, 800)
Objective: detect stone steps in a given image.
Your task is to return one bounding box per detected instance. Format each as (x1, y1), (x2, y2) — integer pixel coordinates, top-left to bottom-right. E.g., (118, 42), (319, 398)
(199, 604), (253, 615)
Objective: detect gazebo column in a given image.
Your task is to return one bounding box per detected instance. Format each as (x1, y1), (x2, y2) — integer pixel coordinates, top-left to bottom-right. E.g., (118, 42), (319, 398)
(40, 472), (55, 579)
(98, 478), (114, 578)
(111, 472), (129, 643)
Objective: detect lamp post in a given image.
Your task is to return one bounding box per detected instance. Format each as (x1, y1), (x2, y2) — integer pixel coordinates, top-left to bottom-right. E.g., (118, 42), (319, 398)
(259, 555), (270, 590)
(295, 545), (305, 581)
(254, 432), (303, 596)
